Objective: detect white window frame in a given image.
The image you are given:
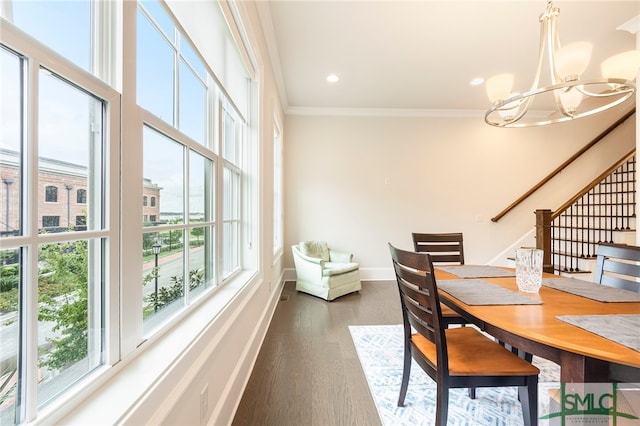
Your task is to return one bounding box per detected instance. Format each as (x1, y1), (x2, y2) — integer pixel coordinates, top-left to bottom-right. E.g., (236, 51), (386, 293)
(0, 21), (121, 423)
(219, 100), (245, 281)
(0, 0), (258, 421)
(273, 117), (283, 255)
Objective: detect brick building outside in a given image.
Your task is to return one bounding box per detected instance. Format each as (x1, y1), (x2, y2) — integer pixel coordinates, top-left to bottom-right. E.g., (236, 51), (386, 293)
(0, 148), (161, 235)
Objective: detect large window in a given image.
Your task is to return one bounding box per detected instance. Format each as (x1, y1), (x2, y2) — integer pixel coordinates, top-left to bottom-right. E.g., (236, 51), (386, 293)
(0, 29), (118, 423)
(0, 0), (254, 422)
(137, 1), (226, 335)
(137, 1), (207, 145)
(141, 126), (215, 332)
(222, 106), (243, 278)
(0, 50), (22, 237)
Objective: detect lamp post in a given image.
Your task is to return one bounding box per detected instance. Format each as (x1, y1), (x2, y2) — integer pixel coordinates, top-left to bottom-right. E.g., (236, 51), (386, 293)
(65, 185), (73, 228)
(152, 241), (161, 312)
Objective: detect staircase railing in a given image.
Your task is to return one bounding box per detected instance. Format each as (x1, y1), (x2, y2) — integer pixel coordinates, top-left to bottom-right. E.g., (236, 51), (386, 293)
(492, 109), (636, 223)
(536, 151), (636, 274)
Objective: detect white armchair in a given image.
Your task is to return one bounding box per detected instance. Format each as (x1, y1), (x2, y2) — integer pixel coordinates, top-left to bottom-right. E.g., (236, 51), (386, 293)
(291, 241), (362, 301)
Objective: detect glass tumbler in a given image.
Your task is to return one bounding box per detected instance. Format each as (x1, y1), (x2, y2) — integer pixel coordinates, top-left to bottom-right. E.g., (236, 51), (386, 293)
(515, 248), (543, 292)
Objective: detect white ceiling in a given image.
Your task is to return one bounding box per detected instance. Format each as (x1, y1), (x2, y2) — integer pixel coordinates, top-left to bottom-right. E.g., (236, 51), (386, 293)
(257, 1), (640, 114)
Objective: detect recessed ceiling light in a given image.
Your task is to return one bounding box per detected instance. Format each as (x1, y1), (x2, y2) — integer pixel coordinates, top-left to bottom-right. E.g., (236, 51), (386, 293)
(326, 74), (339, 83)
(470, 77), (484, 86)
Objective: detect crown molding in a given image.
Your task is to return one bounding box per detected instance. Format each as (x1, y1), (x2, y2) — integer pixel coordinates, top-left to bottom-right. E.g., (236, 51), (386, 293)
(286, 107), (485, 118)
(286, 106), (562, 119)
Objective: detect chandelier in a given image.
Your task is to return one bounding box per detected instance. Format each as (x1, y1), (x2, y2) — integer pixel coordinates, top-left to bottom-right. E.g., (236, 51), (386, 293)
(484, 1), (640, 128)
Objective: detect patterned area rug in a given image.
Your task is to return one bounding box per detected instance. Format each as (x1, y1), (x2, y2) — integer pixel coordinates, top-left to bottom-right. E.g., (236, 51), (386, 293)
(349, 324), (560, 426)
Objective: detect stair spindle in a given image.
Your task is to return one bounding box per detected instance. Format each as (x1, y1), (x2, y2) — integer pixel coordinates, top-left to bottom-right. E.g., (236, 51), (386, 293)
(546, 155), (635, 276)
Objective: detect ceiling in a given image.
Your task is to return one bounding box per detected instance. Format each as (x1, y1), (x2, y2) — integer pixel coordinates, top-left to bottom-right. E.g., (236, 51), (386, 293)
(256, 1), (640, 114)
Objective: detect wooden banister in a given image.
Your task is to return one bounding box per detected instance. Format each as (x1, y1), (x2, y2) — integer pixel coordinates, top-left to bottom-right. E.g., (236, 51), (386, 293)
(535, 209), (553, 273)
(491, 108), (636, 222)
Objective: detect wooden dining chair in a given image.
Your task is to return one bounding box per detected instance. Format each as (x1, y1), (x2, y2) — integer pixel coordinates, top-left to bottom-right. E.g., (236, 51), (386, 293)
(594, 243), (640, 293)
(412, 232), (465, 264)
(412, 232), (468, 327)
(389, 243), (539, 426)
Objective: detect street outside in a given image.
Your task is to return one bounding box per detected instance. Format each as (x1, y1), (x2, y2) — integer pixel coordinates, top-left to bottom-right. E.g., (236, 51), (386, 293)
(0, 246), (206, 364)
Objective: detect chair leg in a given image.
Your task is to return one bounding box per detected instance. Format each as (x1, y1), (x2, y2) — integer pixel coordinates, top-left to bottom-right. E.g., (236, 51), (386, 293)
(436, 382), (449, 426)
(518, 377), (538, 426)
(468, 387), (476, 399)
(515, 349), (533, 403)
(397, 344), (412, 407)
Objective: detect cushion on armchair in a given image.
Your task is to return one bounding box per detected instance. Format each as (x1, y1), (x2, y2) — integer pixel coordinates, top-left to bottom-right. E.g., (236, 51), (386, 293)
(323, 262), (359, 276)
(299, 241), (330, 261)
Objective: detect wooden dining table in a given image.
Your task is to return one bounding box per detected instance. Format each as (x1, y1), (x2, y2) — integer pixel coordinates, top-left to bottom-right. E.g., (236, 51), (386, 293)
(435, 268), (640, 383)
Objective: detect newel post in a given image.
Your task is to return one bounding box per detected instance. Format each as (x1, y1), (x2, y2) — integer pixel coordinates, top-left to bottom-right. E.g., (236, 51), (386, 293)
(535, 209), (553, 273)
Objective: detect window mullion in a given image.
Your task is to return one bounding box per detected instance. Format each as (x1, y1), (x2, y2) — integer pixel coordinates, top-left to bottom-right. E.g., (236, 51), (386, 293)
(22, 52), (41, 425)
(173, 27), (179, 130)
(183, 146), (189, 305)
(94, 0), (121, 90)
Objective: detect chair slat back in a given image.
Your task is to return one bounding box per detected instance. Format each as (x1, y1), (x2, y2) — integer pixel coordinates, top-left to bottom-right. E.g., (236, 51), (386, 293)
(389, 243), (447, 365)
(412, 232), (465, 265)
(594, 243), (640, 293)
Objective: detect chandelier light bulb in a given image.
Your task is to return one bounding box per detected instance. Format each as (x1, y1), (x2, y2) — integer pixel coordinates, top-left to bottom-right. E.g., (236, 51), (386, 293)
(559, 87), (584, 114)
(601, 50), (640, 82)
(554, 42), (592, 82)
(486, 73), (514, 103)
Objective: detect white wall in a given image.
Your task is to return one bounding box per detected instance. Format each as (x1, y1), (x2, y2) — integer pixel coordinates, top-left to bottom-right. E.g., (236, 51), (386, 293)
(284, 107), (636, 279)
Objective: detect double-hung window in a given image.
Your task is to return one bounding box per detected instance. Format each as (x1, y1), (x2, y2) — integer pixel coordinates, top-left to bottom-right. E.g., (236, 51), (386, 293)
(221, 105), (243, 278)
(0, 0), (255, 422)
(0, 9), (120, 424)
(137, 1), (216, 334)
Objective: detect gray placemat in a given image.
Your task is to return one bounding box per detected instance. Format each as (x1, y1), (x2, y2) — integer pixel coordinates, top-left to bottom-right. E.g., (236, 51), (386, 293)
(556, 314), (640, 352)
(542, 277), (640, 302)
(438, 279), (543, 305)
(436, 265), (516, 278)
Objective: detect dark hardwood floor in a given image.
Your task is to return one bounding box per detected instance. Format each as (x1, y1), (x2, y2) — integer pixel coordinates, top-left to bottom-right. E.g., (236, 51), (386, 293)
(232, 280), (402, 426)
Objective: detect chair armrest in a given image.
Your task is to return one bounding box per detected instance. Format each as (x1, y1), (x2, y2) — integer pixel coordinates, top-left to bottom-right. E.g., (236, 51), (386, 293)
(329, 250), (353, 263)
(294, 249), (325, 265)
(292, 245), (325, 281)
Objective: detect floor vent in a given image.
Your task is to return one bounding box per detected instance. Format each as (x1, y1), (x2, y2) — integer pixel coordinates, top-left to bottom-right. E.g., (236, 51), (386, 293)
(280, 294), (289, 302)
